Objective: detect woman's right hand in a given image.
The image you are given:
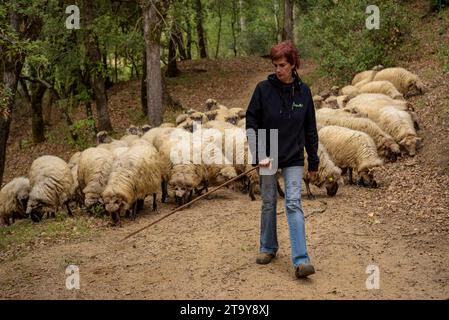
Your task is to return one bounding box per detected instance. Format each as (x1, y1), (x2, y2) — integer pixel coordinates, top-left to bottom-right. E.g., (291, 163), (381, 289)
(259, 158), (272, 168)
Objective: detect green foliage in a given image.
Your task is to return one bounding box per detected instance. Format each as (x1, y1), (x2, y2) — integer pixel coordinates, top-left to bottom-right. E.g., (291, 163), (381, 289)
(68, 118), (96, 150)
(297, 0), (412, 82)
(0, 84), (13, 119)
(19, 138), (33, 150)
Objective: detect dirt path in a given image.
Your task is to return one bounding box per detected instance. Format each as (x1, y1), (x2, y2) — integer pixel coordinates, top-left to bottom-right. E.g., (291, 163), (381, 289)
(1, 60), (448, 300)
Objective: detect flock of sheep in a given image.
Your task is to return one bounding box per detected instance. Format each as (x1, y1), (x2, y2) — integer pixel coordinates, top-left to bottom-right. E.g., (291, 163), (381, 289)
(0, 66), (424, 227)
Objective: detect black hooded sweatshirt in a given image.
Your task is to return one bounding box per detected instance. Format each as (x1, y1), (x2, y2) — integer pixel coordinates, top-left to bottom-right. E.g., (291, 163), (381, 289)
(245, 73), (319, 171)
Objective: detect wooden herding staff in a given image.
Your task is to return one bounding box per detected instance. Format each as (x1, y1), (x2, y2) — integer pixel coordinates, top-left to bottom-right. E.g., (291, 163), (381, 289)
(122, 164), (261, 241)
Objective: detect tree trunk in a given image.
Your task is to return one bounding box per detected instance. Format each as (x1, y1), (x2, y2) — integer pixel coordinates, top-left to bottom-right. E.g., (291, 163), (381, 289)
(282, 0), (294, 42)
(84, 0), (113, 132)
(272, 0), (282, 42)
(195, 0), (207, 58)
(174, 23), (187, 60)
(239, 0), (246, 33)
(141, 50), (148, 117)
(142, 1), (169, 126)
(0, 11), (23, 186)
(215, 0), (223, 59)
(231, 0), (238, 57)
(30, 81), (47, 143)
(186, 16), (192, 60)
(166, 21), (180, 77)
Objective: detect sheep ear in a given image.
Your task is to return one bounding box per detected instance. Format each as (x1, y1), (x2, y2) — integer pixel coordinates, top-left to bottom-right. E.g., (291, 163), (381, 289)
(416, 137), (423, 149)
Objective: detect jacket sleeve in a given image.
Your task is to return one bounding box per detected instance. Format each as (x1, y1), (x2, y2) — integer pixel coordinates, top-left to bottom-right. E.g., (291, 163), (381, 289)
(246, 84), (262, 165)
(304, 88), (320, 172)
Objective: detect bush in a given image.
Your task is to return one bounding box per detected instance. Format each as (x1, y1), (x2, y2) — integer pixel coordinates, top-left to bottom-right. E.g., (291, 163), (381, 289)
(297, 0), (412, 82)
(68, 118), (96, 150)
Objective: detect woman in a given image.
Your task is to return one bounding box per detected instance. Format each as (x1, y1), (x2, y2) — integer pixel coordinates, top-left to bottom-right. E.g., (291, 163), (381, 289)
(245, 41), (319, 278)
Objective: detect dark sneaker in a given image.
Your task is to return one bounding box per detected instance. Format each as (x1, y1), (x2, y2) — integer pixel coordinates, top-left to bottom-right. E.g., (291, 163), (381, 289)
(295, 263), (315, 278)
(256, 252), (276, 265)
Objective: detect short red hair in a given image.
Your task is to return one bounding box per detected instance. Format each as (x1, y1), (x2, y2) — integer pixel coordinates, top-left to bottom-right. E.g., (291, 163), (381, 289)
(270, 40), (300, 69)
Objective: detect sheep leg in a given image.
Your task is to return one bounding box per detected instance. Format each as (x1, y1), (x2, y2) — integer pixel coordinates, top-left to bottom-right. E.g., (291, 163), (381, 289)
(348, 168), (354, 185)
(304, 180), (315, 200)
(130, 202), (138, 221)
(161, 181), (167, 203)
(137, 199), (145, 212)
(249, 182), (256, 201)
(188, 190), (193, 202)
(152, 193), (157, 211)
(66, 202), (73, 217)
(112, 212), (121, 227)
(276, 179), (285, 198)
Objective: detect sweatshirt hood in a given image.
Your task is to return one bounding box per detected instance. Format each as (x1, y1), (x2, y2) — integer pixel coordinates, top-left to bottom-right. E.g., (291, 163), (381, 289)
(268, 72), (303, 91)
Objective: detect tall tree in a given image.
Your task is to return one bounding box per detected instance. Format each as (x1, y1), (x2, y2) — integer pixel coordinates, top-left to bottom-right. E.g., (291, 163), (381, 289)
(83, 0), (113, 132)
(215, 0), (223, 58)
(194, 0), (207, 58)
(142, 0), (170, 126)
(282, 0), (294, 42)
(166, 20), (180, 77)
(0, 6), (42, 186)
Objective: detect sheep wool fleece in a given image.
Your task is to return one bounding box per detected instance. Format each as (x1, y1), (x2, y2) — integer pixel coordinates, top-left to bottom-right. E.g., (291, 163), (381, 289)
(246, 73), (320, 171)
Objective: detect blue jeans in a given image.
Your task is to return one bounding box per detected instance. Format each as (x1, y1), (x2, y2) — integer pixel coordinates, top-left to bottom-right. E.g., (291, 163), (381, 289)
(259, 166), (311, 267)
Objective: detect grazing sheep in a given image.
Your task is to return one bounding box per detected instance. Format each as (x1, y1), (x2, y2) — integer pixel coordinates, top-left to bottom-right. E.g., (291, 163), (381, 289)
(26, 155), (74, 222)
(318, 126), (383, 187)
(351, 70), (378, 86)
(303, 143), (342, 199)
(316, 107), (355, 118)
(168, 162), (208, 206)
(0, 177), (30, 226)
(372, 67), (425, 96)
(316, 113), (401, 161)
(375, 107), (420, 156)
(102, 144), (162, 226)
(345, 93), (419, 130)
(358, 80), (404, 100)
(78, 147), (114, 210)
(336, 95), (350, 109)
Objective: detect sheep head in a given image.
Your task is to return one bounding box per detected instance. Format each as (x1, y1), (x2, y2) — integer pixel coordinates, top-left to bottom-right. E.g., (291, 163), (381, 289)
(205, 110), (218, 121)
(205, 98), (218, 111)
(126, 125), (141, 136)
(26, 198), (47, 222)
(103, 194), (128, 216)
(225, 114), (238, 125)
(357, 169), (378, 188)
(406, 77), (426, 96)
(399, 134), (419, 156)
(97, 131), (112, 144)
(141, 124), (152, 134)
(216, 166), (237, 185)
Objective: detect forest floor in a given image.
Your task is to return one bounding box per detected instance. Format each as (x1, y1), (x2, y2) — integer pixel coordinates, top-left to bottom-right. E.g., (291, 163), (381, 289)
(0, 4), (448, 299)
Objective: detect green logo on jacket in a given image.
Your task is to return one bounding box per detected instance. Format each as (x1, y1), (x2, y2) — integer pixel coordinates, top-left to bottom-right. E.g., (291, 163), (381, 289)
(292, 102), (303, 109)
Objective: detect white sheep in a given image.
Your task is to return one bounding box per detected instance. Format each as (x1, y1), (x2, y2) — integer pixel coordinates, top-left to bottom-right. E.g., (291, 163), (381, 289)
(372, 67), (425, 95)
(102, 144), (162, 226)
(78, 147), (114, 210)
(345, 93), (419, 130)
(26, 155), (74, 221)
(0, 177), (30, 226)
(318, 126), (383, 187)
(316, 113), (401, 161)
(375, 107), (420, 156)
(358, 80), (404, 100)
